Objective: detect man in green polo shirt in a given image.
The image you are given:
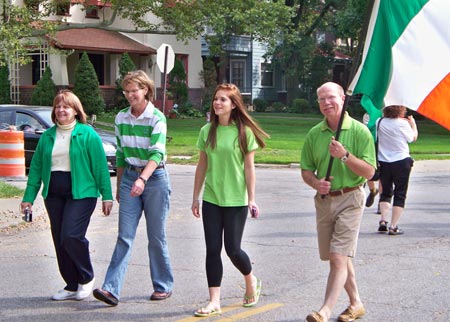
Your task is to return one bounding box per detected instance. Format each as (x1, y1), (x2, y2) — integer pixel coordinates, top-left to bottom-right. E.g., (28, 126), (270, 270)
(301, 82), (376, 322)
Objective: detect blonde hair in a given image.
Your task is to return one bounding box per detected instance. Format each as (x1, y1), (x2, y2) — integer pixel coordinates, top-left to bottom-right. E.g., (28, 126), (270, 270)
(316, 82), (345, 96)
(122, 70), (155, 101)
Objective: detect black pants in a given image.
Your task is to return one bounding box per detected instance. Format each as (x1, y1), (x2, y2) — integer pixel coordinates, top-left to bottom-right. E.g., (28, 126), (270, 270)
(202, 201), (252, 287)
(44, 171), (97, 291)
(379, 157), (414, 208)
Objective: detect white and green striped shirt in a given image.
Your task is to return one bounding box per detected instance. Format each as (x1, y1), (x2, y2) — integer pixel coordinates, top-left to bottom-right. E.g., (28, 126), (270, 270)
(115, 102), (167, 168)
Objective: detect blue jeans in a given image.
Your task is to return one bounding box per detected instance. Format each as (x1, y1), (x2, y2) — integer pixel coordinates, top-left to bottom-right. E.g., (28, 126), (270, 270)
(102, 167), (173, 299)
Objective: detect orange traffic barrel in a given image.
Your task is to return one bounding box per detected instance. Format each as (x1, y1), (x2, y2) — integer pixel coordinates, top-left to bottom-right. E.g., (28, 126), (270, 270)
(0, 130), (26, 177)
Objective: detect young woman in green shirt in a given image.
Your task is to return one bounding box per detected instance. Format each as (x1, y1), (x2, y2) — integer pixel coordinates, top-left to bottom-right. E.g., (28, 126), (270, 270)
(191, 83), (269, 317)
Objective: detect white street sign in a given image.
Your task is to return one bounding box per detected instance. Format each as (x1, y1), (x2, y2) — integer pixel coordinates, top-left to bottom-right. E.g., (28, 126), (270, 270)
(156, 43), (175, 74)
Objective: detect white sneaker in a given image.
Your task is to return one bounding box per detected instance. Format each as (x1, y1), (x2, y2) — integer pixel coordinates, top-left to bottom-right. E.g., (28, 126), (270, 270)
(76, 278), (95, 300)
(52, 289), (77, 301)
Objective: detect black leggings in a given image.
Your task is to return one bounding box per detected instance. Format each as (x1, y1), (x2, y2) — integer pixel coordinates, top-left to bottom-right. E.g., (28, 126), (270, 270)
(379, 157), (414, 208)
(202, 201), (252, 287)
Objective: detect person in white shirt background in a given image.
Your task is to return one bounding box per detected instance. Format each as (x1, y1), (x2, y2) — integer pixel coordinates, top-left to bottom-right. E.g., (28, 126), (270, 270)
(376, 105), (418, 235)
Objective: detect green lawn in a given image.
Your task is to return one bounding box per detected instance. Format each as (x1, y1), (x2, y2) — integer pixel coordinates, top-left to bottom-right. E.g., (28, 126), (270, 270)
(97, 112), (450, 165)
(1, 113), (449, 199)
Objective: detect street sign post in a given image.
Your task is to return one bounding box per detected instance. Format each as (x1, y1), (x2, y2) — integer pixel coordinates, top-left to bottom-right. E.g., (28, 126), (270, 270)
(156, 43), (175, 115)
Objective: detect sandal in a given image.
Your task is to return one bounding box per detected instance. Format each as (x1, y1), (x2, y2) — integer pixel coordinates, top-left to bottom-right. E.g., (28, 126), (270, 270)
(194, 306), (222, 317)
(378, 220), (388, 232)
(389, 226), (404, 235)
(243, 278), (262, 307)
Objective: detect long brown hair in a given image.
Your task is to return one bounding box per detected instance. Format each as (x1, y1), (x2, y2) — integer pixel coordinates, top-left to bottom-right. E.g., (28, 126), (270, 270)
(52, 90), (87, 124)
(206, 83), (269, 154)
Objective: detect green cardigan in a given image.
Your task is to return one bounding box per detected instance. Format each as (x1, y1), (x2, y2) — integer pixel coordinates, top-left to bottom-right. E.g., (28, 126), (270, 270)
(23, 122), (113, 204)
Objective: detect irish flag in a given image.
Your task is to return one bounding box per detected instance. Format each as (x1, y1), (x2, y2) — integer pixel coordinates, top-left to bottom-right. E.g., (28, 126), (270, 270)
(347, 0), (450, 131)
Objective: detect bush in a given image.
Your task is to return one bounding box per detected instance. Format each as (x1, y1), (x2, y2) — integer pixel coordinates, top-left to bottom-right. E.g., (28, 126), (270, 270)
(271, 101), (285, 112)
(73, 52), (105, 115)
(0, 64), (11, 104)
(200, 58), (217, 113)
(169, 59), (188, 106)
(30, 66), (56, 106)
(112, 53), (136, 112)
(289, 98), (310, 114)
(177, 101), (203, 118)
(253, 98), (268, 112)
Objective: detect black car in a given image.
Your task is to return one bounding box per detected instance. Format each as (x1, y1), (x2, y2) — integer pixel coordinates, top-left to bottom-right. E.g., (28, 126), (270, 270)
(0, 105), (117, 173)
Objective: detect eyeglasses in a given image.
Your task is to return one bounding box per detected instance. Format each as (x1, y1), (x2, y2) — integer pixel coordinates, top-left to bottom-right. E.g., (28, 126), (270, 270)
(317, 95), (340, 103)
(55, 105), (73, 110)
(122, 88), (143, 96)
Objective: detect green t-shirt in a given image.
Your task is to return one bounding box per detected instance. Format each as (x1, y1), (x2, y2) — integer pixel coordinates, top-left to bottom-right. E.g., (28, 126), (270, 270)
(197, 123), (258, 206)
(300, 113), (376, 191)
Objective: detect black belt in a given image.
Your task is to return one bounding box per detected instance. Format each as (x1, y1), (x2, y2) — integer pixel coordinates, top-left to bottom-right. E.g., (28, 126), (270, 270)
(126, 163), (165, 173)
(328, 185), (361, 197)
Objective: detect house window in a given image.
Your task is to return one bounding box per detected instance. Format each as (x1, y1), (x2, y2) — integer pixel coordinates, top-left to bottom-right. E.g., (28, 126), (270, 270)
(85, 6), (99, 18)
(260, 62), (273, 87)
(230, 60), (245, 90)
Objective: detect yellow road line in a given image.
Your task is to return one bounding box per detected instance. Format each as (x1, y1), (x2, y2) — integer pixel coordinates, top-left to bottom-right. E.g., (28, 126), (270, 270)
(177, 303), (284, 322)
(215, 303), (284, 321)
(177, 302), (242, 322)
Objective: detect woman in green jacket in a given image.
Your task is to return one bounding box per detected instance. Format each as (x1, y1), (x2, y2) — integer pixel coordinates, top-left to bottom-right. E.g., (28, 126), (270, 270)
(20, 90), (113, 301)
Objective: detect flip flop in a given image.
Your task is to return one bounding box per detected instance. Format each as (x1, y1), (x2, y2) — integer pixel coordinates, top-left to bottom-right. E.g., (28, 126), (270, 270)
(243, 278), (262, 307)
(194, 306), (222, 317)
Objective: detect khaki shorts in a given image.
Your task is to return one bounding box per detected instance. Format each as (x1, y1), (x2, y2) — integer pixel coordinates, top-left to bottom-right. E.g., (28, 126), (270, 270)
(314, 186), (365, 261)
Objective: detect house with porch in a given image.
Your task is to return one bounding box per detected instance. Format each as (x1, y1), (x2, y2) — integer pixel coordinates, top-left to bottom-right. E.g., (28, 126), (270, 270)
(11, 0), (204, 111)
(201, 32), (351, 107)
(202, 34), (287, 106)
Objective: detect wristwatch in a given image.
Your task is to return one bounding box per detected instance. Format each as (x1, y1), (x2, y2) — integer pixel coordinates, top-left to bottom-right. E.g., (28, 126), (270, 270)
(340, 151), (350, 162)
(138, 176), (147, 184)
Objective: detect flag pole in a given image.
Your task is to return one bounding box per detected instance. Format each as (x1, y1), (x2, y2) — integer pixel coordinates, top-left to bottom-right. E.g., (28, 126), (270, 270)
(321, 0), (376, 198)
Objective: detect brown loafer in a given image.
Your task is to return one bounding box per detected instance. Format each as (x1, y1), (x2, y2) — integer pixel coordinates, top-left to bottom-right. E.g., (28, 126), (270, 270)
(150, 291), (172, 301)
(93, 288), (119, 306)
(337, 304), (366, 322)
(306, 311), (324, 322)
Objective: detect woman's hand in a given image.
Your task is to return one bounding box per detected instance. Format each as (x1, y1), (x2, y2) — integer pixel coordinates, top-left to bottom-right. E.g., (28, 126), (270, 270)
(191, 200), (201, 218)
(102, 201), (113, 216)
(131, 179), (145, 197)
(20, 202), (32, 214)
(248, 201), (259, 219)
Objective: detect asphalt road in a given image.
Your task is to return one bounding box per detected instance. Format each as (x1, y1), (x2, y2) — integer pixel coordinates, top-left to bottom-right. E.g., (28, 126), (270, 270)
(1, 161), (450, 322)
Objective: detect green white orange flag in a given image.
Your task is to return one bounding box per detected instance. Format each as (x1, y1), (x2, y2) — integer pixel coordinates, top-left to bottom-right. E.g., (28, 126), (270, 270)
(347, 0), (450, 131)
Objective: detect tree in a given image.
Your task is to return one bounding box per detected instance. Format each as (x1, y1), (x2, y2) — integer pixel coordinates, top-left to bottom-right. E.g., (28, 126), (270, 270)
(200, 58), (217, 112)
(2, 1), (368, 66)
(73, 52), (105, 116)
(30, 66), (56, 106)
(1, 1), (292, 66)
(332, 0), (371, 57)
(2, 0), (370, 105)
(113, 52), (136, 111)
(0, 64), (11, 104)
(168, 59), (188, 107)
